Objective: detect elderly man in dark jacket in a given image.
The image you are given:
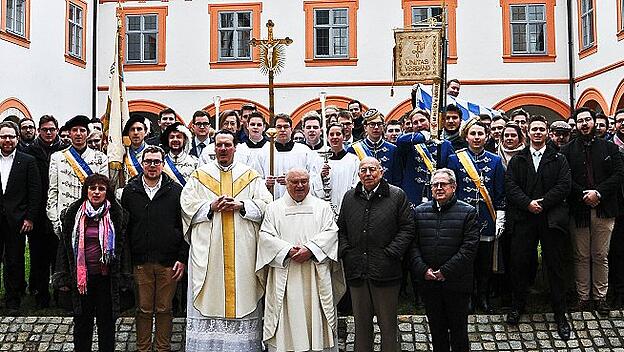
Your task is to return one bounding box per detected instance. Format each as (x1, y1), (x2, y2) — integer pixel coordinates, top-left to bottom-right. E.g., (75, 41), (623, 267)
(121, 145), (189, 352)
(410, 168), (479, 352)
(561, 107), (624, 316)
(338, 157), (414, 352)
(505, 115), (572, 340)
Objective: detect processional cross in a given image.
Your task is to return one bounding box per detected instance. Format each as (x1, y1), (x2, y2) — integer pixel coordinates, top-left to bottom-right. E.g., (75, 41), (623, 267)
(250, 20), (292, 197)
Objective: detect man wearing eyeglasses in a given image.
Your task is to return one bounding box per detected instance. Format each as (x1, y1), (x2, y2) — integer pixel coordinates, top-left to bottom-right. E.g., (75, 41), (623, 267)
(17, 118), (36, 151)
(198, 110), (242, 166)
(347, 109), (401, 186)
(338, 157), (414, 352)
(189, 110), (212, 158)
(561, 107), (624, 316)
(410, 168), (479, 352)
(121, 145), (188, 352)
(302, 111), (323, 150)
(22, 115), (65, 308)
(337, 110), (356, 147)
(0, 121), (42, 312)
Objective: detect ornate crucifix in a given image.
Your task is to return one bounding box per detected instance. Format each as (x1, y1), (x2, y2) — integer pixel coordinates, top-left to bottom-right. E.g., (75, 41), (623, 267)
(250, 20), (293, 119)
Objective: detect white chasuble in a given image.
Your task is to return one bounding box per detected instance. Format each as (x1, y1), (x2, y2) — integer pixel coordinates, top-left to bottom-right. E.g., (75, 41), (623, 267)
(181, 161), (272, 351)
(256, 193), (346, 352)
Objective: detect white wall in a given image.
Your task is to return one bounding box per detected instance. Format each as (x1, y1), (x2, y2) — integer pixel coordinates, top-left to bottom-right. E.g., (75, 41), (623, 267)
(0, 1), (93, 124)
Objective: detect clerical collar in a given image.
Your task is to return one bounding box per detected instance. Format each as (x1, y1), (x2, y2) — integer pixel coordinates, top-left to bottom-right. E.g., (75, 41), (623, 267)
(307, 140), (323, 150)
(275, 140), (295, 152)
(329, 149), (347, 160)
(216, 161), (235, 172)
(246, 138), (267, 149)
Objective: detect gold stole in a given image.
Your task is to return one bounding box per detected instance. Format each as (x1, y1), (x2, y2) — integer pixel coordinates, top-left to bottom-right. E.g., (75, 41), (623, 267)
(456, 151), (496, 220)
(191, 168), (258, 318)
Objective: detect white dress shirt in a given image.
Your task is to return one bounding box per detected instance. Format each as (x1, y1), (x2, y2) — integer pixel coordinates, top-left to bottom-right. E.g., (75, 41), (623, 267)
(0, 150), (16, 194)
(142, 175), (162, 200)
(529, 145), (546, 172)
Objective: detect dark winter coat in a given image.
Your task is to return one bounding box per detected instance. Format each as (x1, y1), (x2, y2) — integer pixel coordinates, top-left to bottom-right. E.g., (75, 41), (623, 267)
(409, 196), (479, 293)
(505, 145), (571, 233)
(52, 199), (129, 318)
(121, 173), (188, 267)
(561, 136), (624, 226)
(338, 179), (415, 285)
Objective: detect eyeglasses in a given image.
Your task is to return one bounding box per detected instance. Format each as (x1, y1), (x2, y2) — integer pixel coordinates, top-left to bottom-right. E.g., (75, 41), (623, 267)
(40, 127), (57, 133)
(0, 135), (17, 140)
(88, 185), (107, 192)
(222, 121), (238, 127)
(367, 122), (384, 128)
(340, 121), (353, 126)
(431, 182), (452, 189)
(275, 124), (291, 130)
(142, 159), (163, 166)
(194, 122), (210, 128)
(576, 117), (593, 124)
(21, 125), (35, 130)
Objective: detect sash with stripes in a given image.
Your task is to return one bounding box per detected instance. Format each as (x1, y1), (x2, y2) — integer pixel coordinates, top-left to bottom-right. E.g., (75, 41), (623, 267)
(63, 147), (94, 184)
(456, 150), (496, 221)
(125, 144), (145, 177)
(164, 155), (186, 186)
(351, 142), (369, 161)
(415, 144), (435, 173)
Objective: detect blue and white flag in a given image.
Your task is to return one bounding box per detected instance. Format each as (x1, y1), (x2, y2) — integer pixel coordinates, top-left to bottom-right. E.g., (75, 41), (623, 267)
(412, 83), (497, 120)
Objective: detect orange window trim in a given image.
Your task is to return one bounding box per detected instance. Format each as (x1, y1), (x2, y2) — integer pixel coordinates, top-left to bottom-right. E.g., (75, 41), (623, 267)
(500, 0), (556, 63)
(207, 3), (262, 69)
(303, 0), (359, 67)
(65, 0), (88, 69)
(0, 97), (32, 119)
(576, 0), (597, 59)
(618, 0), (624, 41)
(0, 0), (31, 48)
(401, 0), (458, 64)
(117, 6), (168, 72)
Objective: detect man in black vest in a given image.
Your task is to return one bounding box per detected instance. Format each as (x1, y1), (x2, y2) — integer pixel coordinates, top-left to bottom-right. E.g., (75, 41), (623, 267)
(505, 115), (572, 340)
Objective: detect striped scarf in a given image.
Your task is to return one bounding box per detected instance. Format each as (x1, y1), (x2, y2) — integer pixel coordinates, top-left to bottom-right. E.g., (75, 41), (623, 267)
(71, 200), (116, 294)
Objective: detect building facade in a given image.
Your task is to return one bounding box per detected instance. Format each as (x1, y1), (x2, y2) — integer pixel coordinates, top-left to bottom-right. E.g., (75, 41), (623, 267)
(1, 0), (623, 126)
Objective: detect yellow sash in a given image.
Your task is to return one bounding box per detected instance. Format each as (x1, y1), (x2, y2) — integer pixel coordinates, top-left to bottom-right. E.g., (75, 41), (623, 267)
(352, 142), (367, 160)
(63, 150), (89, 184)
(456, 151), (496, 221)
(124, 155), (139, 178)
(415, 144), (435, 173)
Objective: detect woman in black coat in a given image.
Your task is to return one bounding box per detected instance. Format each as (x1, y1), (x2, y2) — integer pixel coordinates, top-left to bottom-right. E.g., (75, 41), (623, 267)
(52, 174), (129, 352)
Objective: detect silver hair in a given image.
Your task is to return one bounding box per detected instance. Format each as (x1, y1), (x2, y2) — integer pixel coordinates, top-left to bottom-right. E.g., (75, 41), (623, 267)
(430, 168), (456, 184)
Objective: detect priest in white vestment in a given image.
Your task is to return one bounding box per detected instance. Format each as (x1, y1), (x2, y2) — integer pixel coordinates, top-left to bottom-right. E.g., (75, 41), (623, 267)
(323, 123), (360, 215)
(181, 130), (273, 351)
(256, 168), (346, 352)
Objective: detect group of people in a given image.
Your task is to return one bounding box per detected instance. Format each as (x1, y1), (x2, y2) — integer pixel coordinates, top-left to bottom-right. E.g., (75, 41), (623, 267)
(1, 86), (624, 351)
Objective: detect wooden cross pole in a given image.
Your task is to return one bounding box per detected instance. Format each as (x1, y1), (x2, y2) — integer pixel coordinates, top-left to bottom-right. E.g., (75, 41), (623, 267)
(250, 20), (293, 119)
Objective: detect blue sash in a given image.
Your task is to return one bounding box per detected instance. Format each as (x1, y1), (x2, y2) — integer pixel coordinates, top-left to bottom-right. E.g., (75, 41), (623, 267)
(126, 144), (145, 177)
(63, 147), (94, 183)
(164, 156), (186, 185)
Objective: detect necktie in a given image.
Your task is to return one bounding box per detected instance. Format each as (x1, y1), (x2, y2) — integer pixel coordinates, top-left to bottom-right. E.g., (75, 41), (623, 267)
(533, 151), (541, 171)
(198, 142), (205, 156)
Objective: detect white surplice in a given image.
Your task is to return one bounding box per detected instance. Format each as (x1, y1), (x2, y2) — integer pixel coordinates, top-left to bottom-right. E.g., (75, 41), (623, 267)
(326, 151), (360, 215)
(256, 193), (346, 352)
(181, 161), (273, 351)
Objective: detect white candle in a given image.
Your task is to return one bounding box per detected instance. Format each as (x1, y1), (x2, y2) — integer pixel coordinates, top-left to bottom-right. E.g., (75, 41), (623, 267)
(319, 91), (327, 151)
(214, 95), (221, 130)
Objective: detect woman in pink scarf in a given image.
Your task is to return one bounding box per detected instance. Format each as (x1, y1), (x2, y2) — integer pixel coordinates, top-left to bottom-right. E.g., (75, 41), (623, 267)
(53, 174), (127, 352)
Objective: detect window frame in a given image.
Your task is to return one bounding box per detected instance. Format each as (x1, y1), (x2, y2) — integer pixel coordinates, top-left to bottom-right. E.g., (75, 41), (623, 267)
(500, 0), (556, 63)
(208, 3), (262, 69)
(125, 14), (159, 64)
(217, 10), (253, 62)
(411, 6), (443, 25)
(0, 0), (30, 48)
(402, 0), (457, 64)
(313, 7), (349, 59)
(304, 0), (358, 67)
(65, 0), (87, 68)
(509, 4), (547, 55)
(117, 6), (168, 72)
(579, 0), (595, 50)
(616, 0), (623, 41)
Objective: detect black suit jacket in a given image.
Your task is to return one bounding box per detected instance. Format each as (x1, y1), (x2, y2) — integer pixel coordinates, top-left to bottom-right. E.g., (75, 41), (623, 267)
(0, 151), (42, 230)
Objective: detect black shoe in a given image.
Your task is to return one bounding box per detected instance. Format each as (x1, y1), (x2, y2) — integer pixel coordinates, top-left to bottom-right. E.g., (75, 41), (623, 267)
(613, 294), (624, 309)
(477, 294), (491, 313)
(595, 299), (610, 316)
(506, 310), (521, 325)
(555, 315), (571, 341)
(575, 299), (592, 312)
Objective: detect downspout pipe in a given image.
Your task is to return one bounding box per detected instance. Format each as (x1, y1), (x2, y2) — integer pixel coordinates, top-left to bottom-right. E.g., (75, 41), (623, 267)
(92, 2), (98, 119)
(566, 0), (575, 115)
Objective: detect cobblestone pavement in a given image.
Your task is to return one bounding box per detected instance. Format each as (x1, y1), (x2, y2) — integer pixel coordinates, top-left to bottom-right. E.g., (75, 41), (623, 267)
(2, 311), (624, 351)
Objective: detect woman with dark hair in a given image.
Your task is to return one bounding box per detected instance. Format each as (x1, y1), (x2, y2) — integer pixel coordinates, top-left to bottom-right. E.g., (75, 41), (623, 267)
(497, 122), (525, 168)
(52, 173), (127, 352)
